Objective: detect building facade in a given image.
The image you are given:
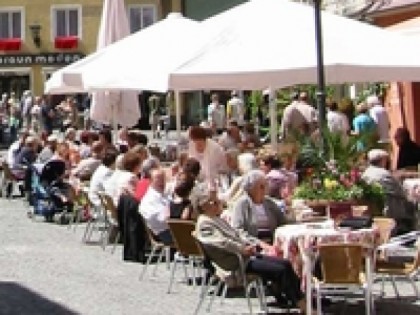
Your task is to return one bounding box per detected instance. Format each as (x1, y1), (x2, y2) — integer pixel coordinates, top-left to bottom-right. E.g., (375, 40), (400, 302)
(0, 0), (181, 98)
(366, 0), (420, 167)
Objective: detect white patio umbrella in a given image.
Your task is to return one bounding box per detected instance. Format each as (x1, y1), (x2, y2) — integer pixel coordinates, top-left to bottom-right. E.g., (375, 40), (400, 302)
(89, 0), (140, 127)
(170, 0), (420, 91)
(169, 0), (420, 148)
(74, 13), (201, 93)
(44, 51), (106, 94)
(59, 12), (201, 138)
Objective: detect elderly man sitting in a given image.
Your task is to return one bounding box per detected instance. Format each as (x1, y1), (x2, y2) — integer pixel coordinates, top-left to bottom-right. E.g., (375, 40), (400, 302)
(71, 141), (103, 181)
(193, 183), (306, 312)
(138, 168), (172, 245)
(362, 149), (415, 235)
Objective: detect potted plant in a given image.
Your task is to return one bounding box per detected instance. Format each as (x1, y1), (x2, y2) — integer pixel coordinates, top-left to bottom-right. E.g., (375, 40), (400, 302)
(292, 128), (385, 217)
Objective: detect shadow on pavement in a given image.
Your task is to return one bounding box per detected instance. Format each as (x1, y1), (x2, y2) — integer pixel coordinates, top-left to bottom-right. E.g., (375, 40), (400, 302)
(264, 296), (420, 315)
(0, 282), (78, 315)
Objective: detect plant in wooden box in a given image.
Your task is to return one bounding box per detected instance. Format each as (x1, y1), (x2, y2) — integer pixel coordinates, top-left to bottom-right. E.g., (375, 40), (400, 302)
(292, 128), (384, 217)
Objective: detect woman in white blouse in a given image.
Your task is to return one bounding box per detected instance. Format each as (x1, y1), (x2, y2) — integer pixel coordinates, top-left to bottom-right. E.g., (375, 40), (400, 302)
(188, 126), (227, 183)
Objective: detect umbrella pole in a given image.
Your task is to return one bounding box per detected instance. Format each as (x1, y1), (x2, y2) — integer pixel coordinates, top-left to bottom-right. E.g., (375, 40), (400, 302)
(314, 0), (327, 154)
(175, 90), (182, 144)
(112, 100), (118, 143)
(269, 88), (278, 151)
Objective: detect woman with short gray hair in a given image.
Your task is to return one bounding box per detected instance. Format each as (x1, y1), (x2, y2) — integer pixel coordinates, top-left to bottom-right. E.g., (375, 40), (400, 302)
(232, 169), (287, 240)
(219, 152), (258, 203)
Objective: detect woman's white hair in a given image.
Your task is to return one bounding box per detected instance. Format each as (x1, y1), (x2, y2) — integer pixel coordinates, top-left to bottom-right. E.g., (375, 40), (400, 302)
(237, 152), (257, 174)
(242, 169), (266, 193)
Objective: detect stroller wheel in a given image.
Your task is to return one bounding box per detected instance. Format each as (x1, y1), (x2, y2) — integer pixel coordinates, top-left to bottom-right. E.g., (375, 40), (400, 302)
(44, 214), (54, 223)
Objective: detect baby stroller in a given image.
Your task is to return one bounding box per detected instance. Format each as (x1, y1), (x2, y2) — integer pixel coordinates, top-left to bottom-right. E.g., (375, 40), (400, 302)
(31, 160), (73, 223)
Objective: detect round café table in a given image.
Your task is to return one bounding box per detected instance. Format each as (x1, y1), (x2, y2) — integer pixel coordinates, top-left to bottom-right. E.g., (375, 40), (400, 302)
(274, 221), (379, 314)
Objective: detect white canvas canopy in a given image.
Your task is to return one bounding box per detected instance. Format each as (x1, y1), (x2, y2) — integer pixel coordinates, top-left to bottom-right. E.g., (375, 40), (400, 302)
(70, 13), (201, 93)
(44, 51), (103, 94)
(169, 0), (420, 91)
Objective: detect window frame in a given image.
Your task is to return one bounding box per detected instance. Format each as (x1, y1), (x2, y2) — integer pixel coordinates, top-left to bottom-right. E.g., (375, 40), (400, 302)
(51, 4), (82, 40)
(0, 7), (25, 40)
(127, 4), (157, 33)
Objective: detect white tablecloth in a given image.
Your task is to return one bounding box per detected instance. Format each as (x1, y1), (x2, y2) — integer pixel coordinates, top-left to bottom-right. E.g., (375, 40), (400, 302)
(274, 221), (378, 259)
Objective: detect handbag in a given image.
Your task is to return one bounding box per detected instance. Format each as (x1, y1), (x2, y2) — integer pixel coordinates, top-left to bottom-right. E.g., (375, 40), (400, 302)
(339, 216), (373, 230)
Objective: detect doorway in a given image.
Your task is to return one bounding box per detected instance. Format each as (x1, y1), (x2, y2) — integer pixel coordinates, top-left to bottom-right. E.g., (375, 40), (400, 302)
(0, 72), (30, 99)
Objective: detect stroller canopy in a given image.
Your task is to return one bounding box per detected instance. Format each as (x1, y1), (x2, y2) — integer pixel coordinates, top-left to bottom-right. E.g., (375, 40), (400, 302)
(40, 159), (66, 184)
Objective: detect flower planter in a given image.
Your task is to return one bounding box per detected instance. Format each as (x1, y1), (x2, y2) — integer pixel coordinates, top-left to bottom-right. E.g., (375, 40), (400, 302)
(328, 201), (355, 221)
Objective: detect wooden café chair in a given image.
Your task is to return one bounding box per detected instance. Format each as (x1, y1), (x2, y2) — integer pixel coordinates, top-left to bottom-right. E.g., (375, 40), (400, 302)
(166, 219), (204, 293)
(314, 244), (374, 315)
(138, 214), (171, 280)
(191, 233), (267, 315)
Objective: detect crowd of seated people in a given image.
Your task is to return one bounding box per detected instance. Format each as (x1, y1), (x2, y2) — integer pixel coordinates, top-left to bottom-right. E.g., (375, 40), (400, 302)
(5, 115), (419, 314)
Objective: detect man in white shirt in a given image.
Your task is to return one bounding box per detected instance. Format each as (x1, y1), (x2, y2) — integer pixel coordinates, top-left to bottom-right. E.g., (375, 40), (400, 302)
(139, 168), (172, 245)
(326, 101), (350, 136)
(280, 91), (318, 139)
(207, 93), (226, 134)
(367, 95), (390, 143)
(227, 91), (245, 127)
(88, 148), (118, 207)
(7, 131), (29, 168)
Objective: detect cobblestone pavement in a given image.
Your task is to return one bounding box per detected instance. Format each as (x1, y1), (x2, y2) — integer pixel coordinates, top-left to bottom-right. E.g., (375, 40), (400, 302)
(0, 198), (419, 315)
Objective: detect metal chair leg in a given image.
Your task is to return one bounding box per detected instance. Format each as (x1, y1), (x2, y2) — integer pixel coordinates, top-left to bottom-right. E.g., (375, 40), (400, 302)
(219, 282), (228, 305)
(380, 275), (386, 297)
(82, 219), (93, 242)
(207, 280), (223, 312)
(140, 245), (158, 280)
(111, 230), (120, 254)
(256, 279), (267, 313)
(152, 247), (165, 276)
(190, 258), (196, 288)
(316, 285), (322, 315)
(167, 259), (178, 293)
(101, 224), (112, 250)
(390, 276), (401, 299)
(194, 278), (212, 315)
(364, 288), (371, 315)
(165, 246), (171, 270)
(409, 277), (419, 299)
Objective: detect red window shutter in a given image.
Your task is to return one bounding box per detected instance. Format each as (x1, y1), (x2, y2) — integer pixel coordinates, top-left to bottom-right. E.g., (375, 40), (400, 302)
(0, 38), (22, 51)
(54, 36), (78, 49)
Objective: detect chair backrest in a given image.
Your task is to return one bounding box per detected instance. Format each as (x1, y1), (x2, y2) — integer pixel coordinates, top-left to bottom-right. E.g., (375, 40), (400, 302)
(412, 238), (420, 270)
(373, 217), (396, 245)
(318, 244), (363, 284)
(137, 211), (163, 247)
(2, 161), (15, 180)
(98, 192), (118, 221)
(167, 219), (202, 257)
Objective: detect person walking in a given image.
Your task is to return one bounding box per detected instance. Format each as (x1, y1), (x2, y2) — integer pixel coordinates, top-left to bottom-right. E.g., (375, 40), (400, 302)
(208, 93), (226, 135)
(227, 91), (245, 128)
(367, 95), (390, 144)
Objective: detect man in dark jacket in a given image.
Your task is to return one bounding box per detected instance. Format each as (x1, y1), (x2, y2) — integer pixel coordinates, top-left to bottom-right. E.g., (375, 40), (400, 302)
(394, 127), (420, 170)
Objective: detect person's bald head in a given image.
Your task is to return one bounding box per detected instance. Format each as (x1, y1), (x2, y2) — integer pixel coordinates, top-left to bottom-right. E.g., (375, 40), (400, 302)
(151, 168), (166, 193)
